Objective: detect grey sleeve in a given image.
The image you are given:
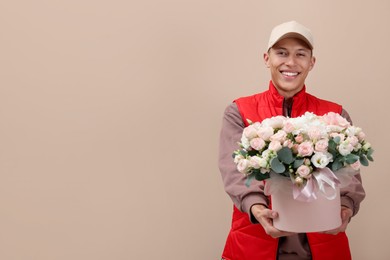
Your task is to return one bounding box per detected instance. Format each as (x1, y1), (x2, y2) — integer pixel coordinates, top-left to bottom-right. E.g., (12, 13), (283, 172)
(218, 103), (268, 222)
(339, 108), (366, 217)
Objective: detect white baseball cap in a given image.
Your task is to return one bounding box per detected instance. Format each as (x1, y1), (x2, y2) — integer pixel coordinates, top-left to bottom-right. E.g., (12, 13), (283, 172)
(268, 21), (314, 50)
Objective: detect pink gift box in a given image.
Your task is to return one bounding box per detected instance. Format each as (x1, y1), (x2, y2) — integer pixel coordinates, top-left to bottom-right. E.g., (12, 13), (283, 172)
(271, 179), (342, 233)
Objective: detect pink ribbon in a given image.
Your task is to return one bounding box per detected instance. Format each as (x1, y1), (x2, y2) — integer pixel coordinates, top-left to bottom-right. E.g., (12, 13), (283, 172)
(265, 167), (359, 202)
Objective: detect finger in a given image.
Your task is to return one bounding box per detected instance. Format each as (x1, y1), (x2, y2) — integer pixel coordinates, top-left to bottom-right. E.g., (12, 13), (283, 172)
(264, 210), (278, 219)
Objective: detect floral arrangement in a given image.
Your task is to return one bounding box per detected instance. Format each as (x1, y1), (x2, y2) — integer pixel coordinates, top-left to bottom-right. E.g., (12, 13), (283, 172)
(233, 112), (373, 187)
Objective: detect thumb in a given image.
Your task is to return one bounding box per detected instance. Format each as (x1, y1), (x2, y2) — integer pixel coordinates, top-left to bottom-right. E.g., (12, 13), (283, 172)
(268, 210), (278, 219)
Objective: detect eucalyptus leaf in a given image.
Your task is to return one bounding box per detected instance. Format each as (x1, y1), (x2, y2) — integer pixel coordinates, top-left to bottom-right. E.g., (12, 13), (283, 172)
(245, 174), (256, 187)
(328, 139), (338, 157)
(239, 150), (248, 157)
(270, 157), (286, 173)
(345, 154), (359, 164)
(333, 136), (341, 144)
(255, 171), (270, 181)
(293, 158), (304, 168)
(277, 147), (294, 164)
(360, 155), (369, 166)
(367, 155), (374, 162)
(331, 160), (343, 172)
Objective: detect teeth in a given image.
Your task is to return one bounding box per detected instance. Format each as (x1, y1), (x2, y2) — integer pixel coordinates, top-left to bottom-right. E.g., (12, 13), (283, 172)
(282, 72), (298, 76)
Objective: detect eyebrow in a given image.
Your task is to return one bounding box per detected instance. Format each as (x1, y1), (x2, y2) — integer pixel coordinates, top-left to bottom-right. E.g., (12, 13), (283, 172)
(273, 47), (311, 52)
(271, 46), (311, 52)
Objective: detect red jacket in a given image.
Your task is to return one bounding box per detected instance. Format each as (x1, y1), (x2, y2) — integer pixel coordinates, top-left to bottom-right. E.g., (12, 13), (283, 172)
(222, 82), (351, 260)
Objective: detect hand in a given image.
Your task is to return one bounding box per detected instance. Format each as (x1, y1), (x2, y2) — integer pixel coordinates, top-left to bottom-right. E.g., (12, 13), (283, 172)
(322, 206), (353, 235)
(250, 204), (295, 238)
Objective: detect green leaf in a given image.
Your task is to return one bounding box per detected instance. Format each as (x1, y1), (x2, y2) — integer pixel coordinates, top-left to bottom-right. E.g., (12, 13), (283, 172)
(245, 174), (256, 187)
(270, 157), (286, 173)
(277, 147), (294, 164)
(331, 159), (343, 171)
(345, 154), (359, 164)
(293, 158), (304, 168)
(333, 136), (341, 144)
(239, 150), (248, 157)
(367, 155), (374, 162)
(255, 171), (270, 181)
(328, 139), (338, 157)
(367, 148), (374, 157)
(360, 155), (369, 166)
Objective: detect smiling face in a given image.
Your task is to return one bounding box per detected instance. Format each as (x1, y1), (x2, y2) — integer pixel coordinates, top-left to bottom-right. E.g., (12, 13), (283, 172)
(264, 37), (316, 98)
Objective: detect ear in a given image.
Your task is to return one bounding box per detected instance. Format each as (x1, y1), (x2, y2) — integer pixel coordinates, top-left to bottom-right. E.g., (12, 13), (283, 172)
(309, 56), (316, 71)
(263, 52), (270, 68)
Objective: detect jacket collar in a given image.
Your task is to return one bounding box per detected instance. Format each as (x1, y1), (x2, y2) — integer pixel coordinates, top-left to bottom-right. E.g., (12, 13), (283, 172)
(268, 80), (308, 117)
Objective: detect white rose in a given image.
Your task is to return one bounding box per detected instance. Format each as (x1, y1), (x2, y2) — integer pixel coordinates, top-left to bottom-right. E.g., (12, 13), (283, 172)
(262, 116), (286, 129)
(338, 142), (353, 156)
(243, 125), (258, 139)
(240, 136), (250, 150)
(249, 156), (261, 169)
(249, 156), (268, 169)
(237, 159), (250, 174)
(233, 154), (244, 164)
(261, 149), (273, 159)
(256, 126), (274, 141)
(345, 126), (361, 137)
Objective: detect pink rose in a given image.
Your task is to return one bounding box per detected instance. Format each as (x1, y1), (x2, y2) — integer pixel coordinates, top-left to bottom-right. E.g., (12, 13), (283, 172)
(250, 138), (266, 151)
(357, 131), (366, 141)
(269, 141), (282, 152)
(297, 141), (314, 157)
(270, 130), (287, 143)
(283, 121), (295, 133)
(314, 139), (329, 153)
(296, 165), (311, 178)
(322, 112), (350, 128)
(346, 136), (359, 147)
(292, 144), (299, 154)
(295, 134), (304, 143)
(350, 160), (361, 170)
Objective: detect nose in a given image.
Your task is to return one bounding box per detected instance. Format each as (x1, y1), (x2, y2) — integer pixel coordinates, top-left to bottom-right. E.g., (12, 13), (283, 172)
(284, 55), (296, 66)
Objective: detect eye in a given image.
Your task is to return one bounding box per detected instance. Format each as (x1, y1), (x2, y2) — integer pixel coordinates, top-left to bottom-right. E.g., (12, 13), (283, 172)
(297, 53), (306, 57)
(277, 51), (288, 56)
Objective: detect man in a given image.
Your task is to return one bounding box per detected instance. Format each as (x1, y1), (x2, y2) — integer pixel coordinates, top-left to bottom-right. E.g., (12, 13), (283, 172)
(219, 21), (365, 260)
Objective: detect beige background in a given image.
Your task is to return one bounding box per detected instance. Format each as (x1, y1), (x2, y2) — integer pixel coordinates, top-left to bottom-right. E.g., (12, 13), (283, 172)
(0, 0), (388, 259)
